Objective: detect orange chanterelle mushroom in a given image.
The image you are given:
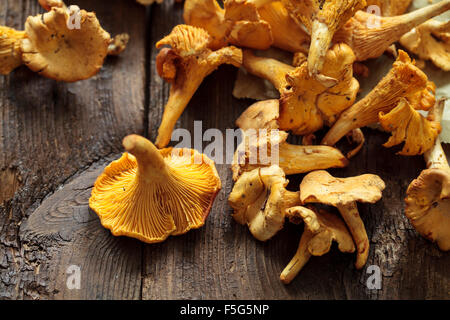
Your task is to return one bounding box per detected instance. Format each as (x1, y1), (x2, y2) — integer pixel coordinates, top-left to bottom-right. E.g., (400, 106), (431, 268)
(90, 134), (221, 244)
(155, 24), (242, 148)
(0, 26), (26, 75)
(405, 99), (450, 251)
(282, 0), (366, 83)
(1, 1), (129, 81)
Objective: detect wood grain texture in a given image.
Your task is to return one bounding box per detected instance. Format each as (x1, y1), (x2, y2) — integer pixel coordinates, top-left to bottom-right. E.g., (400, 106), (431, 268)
(0, 0), (146, 299)
(0, 0), (448, 300)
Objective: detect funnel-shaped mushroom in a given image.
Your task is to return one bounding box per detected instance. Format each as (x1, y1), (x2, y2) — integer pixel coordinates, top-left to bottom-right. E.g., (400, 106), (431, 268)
(400, 20), (450, 72)
(242, 43), (359, 135)
(282, 0), (366, 82)
(232, 129), (348, 180)
(300, 170), (385, 269)
(366, 0), (412, 16)
(89, 135), (221, 243)
(228, 165), (301, 241)
(334, 0), (450, 62)
(21, 7), (111, 82)
(280, 206), (356, 284)
(379, 98), (442, 156)
(155, 25), (242, 148)
(183, 0), (273, 50)
(322, 50), (435, 147)
(405, 99), (450, 251)
(0, 26), (26, 75)
(257, 1), (310, 53)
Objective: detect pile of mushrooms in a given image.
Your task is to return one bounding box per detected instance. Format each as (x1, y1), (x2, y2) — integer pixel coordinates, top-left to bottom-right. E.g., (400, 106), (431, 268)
(3, 0), (448, 285)
(0, 0), (129, 81)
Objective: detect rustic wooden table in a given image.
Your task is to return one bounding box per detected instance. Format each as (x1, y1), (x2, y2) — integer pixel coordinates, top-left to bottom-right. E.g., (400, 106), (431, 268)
(0, 0), (448, 300)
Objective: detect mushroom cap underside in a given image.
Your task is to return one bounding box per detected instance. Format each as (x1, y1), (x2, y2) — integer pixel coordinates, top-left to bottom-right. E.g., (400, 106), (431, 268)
(90, 148), (221, 244)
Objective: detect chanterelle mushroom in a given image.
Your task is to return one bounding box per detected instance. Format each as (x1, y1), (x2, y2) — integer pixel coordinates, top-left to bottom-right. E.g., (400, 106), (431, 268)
(183, 0), (273, 50)
(322, 50), (435, 147)
(405, 99), (450, 251)
(228, 165), (301, 241)
(334, 0), (450, 62)
(137, 0), (164, 5)
(300, 170), (386, 269)
(282, 0), (366, 83)
(155, 24), (242, 148)
(0, 26), (26, 75)
(90, 134), (221, 244)
(233, 128), (348, 180)
(365, 0), (412, 16)
(242, 43), (359, 135)
(379, 98), (442, 156)
(280, 206), (355, 284)
(21, 7), (111, 82)
(400, 19), (450, 72)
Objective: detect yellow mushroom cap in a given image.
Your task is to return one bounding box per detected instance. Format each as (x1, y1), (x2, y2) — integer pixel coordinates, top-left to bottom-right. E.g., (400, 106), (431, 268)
(89, 135), (221, 244)
(405, 168), (450, 251)
(0, 26), (26, 75)
(301, 170), (385, 206)
(21, 7), (111, 82)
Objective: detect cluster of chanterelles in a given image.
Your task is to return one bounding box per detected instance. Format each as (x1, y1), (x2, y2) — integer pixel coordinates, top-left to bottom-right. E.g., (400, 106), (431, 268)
(219, 0), (449, 284)
(83, 0), (448, 284)
(0, 0), (129, 81)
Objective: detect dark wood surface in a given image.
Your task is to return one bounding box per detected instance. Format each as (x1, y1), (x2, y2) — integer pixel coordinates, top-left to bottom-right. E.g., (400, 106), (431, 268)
(0, 0), (448, 300)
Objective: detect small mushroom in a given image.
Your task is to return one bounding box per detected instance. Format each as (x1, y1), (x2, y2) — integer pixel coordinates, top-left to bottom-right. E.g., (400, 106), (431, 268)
(334, 0), (450, 62)
(300, 170), (386, 269)
(322, 50), (435, 147)
(242, 43), (359, 136)
(257, 1), (310, 53)
(405, 99), (450, 251)
(108, 33), (130, 56)
(400, 20), (450, 72)
(89, 134), (221, 244)
(365, 0), (412, 16)
(228, 165), (301, 241)
(232, 129), (348, 180)
(280, 206), (356, 284)
(183, 0), (273, 50)
(282, 0), (366, 83)
(155, 24), (242, 148)
(0, 26), (26, 75)
(379, 98), (442, 156)
(21, 7), (111, 82)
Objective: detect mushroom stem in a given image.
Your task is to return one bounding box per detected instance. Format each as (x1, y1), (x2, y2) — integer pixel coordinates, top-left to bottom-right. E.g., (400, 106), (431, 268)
(155, 74), (205, 148)
(280, 229), (313, 284)
(242, 50), (294, 90)
(335, 0), (450, 61)
(309, 20), (333, 81)
(281, 190), (302, 213)
(122, 135), (167, 181)
(337, 202), (369, 269)
(322, 51), (428, 147)
(425, 99), (449, 170)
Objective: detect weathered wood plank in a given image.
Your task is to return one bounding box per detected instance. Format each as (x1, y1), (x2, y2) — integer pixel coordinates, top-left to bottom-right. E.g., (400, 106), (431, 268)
(0, 0), (147, 299)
